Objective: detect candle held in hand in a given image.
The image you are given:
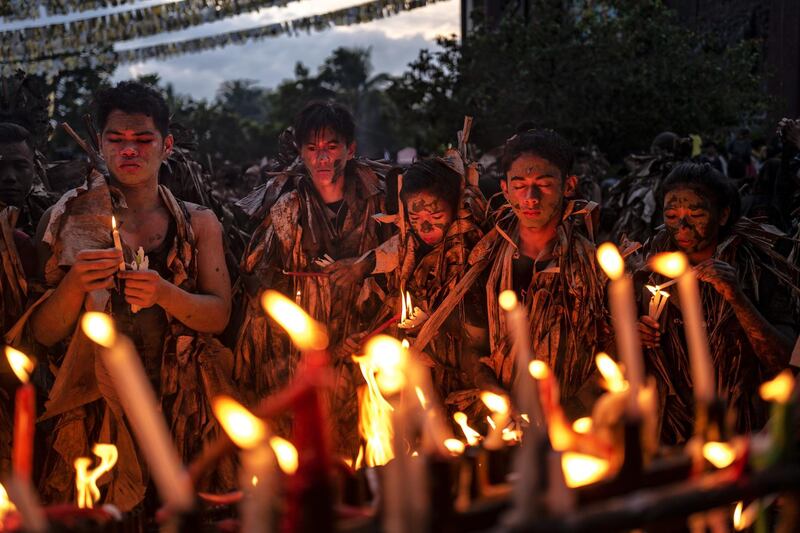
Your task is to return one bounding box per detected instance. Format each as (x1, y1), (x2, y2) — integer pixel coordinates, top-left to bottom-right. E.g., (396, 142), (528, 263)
(6, 346), (35, 481)
(111, 216), (126, 271)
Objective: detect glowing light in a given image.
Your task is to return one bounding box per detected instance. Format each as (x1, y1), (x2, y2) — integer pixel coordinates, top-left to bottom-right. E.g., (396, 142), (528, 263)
(269, 436), (298, 475)
(212, 396), (266, 450)
(453, 412), (481, 446)
(759, 370), (794, 404)
(111, 215), (117, 230)
(354, 344), (397, 467)
(572, 417), (593, 434)
(443, 439), (465, 455)
(702, 441), (736, 469)
(260, 290), (329, 350)
(650, 252), (688, 278)
(733, 501), (744, 530)
(354, 445), (365, 470)
(561, 452), (610, 488)
(81, 312), (117, 348)
(520, 414), (530, 423)
(74, 443), (119, 509)
(415, 386), (428, 409)
(529, 360), (550, 379)
(480, 391), (510, 415)
(0, 482), (17, 523)
(498, 290), (518, 311)
(596, 242), (625, 280)
(595, 352), (628, 393)
(486, 415), (496, 430)
(5, 346), (33, 384)
(251, 475), (258, 487)
(502, 427), (522, 442)
(363, 335), (407, 395)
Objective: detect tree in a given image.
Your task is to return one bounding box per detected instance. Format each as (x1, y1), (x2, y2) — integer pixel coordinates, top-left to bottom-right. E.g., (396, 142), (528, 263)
(389, 0), (769, 159)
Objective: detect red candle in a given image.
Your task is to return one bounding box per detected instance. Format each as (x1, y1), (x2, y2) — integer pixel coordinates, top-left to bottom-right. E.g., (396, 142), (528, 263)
(6, 347), (35, 481)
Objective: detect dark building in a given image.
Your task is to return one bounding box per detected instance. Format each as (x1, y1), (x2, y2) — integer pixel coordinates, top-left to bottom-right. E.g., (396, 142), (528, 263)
(461, 0), (800, 119)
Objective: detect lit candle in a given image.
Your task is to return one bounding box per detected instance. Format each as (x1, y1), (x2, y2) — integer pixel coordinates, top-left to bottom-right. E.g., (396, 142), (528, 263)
(80, 313), (194, 512)
(498, 290), (545, 431)
(110, 216), (125, 271)
(212, 396), (275, 533)
(597, 242), (644, 413)
(480, 391), (510, 450)
(650, 252), (715, 405)
(5, 347), (35, 482)
(645, 284), (671, 320)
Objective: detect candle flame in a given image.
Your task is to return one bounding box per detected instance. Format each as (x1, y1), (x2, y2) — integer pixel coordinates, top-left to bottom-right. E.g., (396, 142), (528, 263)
(354, 445), (364, 470)
(502, 427), (522, 442)
(572, 417), (593, 434)
(702, 441), (736, 469)
(486, 415), (496, 430)
(400, 289), (407, 322)
(251, 475), (258, 487)
(733, 501), (744, 530)
(596, 242), (625, 280)
(81, 312), (117, 348)
(111, 215), (117, 230)
(480, 391), (510, 415)
(74, 443), (119, 509)
(561, 452), (610, 488)
(260, 290), (329, 350)
(650, 252), (688, 278)
(415, 386), (428, 409)
(363, 335), (406, 395)
(453, 412), (481, 446)
(528, 360), (550, 380)
(759, 370), (795, 403)
(443, 438), (465, 455)
(269, 436), (299, 475)
(406, 292), (413, 319)
(0, 483), (16, 523)
(595, 352), (628, 393)
(354, 338), (398, 467)
(498, 290), (518, 311)
(212, 396), (266, 450)
(5, 346), (33, 384)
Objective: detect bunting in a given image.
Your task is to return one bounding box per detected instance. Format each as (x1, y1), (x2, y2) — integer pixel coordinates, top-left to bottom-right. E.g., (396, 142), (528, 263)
(0, 0), (446, 78)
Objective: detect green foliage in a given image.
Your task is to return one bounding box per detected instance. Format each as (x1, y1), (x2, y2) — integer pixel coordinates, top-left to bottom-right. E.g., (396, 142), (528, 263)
(389, 0), (769, 159)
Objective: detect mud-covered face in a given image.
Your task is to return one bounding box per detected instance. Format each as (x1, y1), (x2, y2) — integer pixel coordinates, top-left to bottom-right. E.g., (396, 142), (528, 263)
(0, 140), (34, 207)
(405, 190), (454, 246)
(101, 111), (172, 187)
(300, 128), (355, 189)
(500, 153), (575, 229)
(663, 187), (728, 255)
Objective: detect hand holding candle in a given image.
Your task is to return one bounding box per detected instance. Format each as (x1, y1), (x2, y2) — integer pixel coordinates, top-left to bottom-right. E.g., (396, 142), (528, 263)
(110, 216), (125, 272)
(5, 347), (35, 482)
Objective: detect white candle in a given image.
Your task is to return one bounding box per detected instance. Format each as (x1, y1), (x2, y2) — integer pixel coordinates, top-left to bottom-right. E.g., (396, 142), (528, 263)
(651, 252), (715, 405)
(597, 243), (644, 413)
(110, 216), (126, 272)
(81, 313), (194, 512)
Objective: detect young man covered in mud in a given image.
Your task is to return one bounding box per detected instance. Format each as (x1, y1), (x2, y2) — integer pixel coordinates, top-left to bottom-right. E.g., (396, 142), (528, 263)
(637, 162), (799, 444)
(234, 101), (388, 459)
(415, 129), (612, 420)
(26, 81), (235, 509)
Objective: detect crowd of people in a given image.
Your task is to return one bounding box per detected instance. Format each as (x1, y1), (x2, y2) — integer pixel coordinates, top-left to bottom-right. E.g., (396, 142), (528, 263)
(0, 80), (799, 514)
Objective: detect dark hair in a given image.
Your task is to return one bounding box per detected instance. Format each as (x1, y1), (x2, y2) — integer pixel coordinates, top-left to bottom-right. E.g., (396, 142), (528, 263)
(94, 81), (170, 137)
(500, 129), (575, 180)
(0, 122), (34, 150)
(400, 158), (462, 216)
(662, 162), (741, 234)
(294, 100), (355, 146)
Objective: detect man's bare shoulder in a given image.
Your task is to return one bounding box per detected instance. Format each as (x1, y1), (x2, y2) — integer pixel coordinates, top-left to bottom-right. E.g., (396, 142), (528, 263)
(184, 202), (222, 237)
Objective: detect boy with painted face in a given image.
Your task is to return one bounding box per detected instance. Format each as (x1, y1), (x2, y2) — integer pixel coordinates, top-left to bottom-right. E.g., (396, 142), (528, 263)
(414, 130), (612, 419)
(234, 101), (388, 459)
(637, 162), (800, 443)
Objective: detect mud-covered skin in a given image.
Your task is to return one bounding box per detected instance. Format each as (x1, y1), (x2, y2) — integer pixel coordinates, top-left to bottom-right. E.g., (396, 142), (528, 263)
(299, 128), (355, 196)
(500, 154), (572, 229)
(406, 190), (454, 246)
(663, 187), (728, 261)
(0, 140), (34, 208)
(101, 111), (173, 188)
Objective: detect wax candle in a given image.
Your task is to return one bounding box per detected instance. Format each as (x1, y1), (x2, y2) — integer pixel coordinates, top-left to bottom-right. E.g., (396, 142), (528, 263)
(597, 242), (644, 414)
(80, 313), (194, 512)
(110, 216), (125, 271)
(650, 252), (715, 405)
(5, 347), (35, 482)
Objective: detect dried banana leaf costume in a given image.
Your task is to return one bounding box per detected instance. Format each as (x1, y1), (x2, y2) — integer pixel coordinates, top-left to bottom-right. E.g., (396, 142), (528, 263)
(416, 200), (612, 418)
(234, 161), (387, 458)
(27, 171), (236, 510)
(372, 186), (486, 413)
(0, 205), (32, 476)
(638, 219), (800, 444)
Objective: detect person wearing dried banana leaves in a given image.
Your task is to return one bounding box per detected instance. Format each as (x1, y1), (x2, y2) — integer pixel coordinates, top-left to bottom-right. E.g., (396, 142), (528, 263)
(22, 81), (236, 510)
(234, 101), (389, 460)
(332, 157), (489, 419)
(415, 129), (614, 423)
(0, 122), (40, 477)
(636, 162), (800, 445)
